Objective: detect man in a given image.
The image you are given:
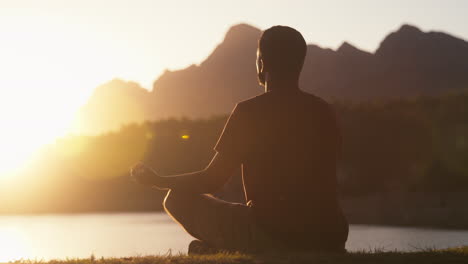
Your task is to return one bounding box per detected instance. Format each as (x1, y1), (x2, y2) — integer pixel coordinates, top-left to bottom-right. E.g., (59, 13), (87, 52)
(131, 26), (348, 253)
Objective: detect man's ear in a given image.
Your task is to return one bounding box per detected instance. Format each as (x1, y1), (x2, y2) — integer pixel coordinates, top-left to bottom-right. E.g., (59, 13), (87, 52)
(256, 56), (264, 74)
(259, 58), (264, 72)
(257, 58), (267, 87)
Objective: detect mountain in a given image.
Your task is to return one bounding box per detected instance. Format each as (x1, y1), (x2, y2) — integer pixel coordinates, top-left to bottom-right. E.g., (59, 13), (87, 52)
(75, 24), (468, 134)
(150, 24), (263, 120)
(374, 25), (468, 97)
(73, 79), (153, 134)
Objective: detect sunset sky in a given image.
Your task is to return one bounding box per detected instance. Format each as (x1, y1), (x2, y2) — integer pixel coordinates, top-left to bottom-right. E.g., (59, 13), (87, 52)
(1, 0), (468, 173)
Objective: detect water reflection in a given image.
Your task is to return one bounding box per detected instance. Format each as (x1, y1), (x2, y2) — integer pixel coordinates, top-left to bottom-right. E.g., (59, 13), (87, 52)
(0, 226), (31, 262)
(0, 213), (468, 262)
(0, 213), (192, 262)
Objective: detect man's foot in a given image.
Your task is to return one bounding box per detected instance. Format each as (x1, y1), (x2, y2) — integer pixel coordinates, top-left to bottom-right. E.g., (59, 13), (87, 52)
(188, 240), (220, 255)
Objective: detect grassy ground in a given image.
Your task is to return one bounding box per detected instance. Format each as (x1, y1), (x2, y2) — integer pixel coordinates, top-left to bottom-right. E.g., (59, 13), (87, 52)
(7, 247), (468, 264)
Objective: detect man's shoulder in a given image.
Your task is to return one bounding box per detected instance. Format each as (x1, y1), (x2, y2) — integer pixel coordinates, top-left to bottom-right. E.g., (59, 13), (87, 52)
(300, 91), (337, 123)
(301, 90), (331, 108)
(235, 93), (268, 110)
(235, 90), (334, 115)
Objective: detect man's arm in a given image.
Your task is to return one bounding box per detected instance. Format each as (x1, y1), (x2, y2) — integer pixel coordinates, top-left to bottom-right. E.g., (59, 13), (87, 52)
(132, 103), (246, 194)
(131, 152), (239, 194)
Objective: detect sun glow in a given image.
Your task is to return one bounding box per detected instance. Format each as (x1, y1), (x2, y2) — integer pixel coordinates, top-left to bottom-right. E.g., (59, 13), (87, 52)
(0, 88), (75, 176)
(0, 10), (124, 176)
(0, 40), (93, 176)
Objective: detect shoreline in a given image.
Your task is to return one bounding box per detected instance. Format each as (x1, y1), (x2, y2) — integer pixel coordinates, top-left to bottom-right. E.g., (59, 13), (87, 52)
(2, 210), (468, 231)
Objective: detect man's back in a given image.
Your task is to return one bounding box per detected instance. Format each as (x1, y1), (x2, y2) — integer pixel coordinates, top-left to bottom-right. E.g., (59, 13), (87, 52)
(215, 89), (348, 250)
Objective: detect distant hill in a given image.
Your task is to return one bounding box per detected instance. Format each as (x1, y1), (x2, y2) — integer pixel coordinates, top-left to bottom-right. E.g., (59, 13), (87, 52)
(74, 24), (468, 134)
(74, 79), (153, 134)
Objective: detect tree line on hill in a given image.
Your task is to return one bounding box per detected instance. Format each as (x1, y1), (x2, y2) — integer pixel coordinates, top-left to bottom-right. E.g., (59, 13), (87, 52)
(1, 92), (467, 214)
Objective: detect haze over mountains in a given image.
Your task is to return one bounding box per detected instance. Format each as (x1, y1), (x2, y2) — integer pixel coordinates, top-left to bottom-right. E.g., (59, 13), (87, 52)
(74, 24), (468, 134)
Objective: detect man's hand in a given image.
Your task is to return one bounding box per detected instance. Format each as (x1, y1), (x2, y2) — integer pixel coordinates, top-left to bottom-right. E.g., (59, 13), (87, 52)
(130, 162), (160, 186)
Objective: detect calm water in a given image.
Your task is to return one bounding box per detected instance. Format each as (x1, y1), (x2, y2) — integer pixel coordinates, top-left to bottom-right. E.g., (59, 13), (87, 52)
(1, 213), (468, 262)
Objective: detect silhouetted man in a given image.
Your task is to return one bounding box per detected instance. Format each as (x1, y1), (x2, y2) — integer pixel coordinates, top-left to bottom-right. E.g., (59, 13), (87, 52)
(131, 26), (348, 253)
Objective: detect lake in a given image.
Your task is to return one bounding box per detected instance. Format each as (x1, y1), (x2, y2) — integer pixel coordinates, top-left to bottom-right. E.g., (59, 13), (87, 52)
(1, 213), (468, 262)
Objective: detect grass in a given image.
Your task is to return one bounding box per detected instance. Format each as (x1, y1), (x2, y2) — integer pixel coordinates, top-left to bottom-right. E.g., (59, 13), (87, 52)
(6, 247), (468, 264)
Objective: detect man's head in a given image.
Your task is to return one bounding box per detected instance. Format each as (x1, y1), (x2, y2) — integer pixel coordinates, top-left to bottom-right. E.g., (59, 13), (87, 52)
(257, 26), (307, 88)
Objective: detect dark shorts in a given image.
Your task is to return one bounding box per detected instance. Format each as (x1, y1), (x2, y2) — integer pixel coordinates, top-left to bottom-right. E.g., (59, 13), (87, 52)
(163, 190), (282, 252)
(163, 190), (347, 253)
